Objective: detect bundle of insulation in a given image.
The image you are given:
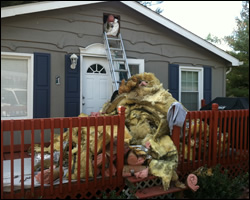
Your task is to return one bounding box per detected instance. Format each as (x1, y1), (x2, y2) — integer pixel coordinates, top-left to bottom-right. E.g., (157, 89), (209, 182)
(101, 72), (188, 142)
(101, 72), (187, 190)
(32, 72), (189, 190)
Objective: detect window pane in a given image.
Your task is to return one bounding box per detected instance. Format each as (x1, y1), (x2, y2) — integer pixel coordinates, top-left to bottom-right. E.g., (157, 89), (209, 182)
(181, 92), (198, 111)
(97, 64), (102, 71)
(181, 81), (187, 91)
(129, 64), (139, 76)
(119, 64), (127, 81)
(193, 72), (198, 81)
(119, 64), (140, 81)
(181, 71), (186, 81)
(91, 64), (96, 71)
(186, 82), (192, 91)
(192, 82), (198, 91)
(187, 71), (193, 81)
(1, 58), (28, 117)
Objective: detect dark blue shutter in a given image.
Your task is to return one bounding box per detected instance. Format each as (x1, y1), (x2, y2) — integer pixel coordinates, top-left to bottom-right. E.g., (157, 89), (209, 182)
(65, 54), (80, 117)
(168, 64), (179, 100)
(203, 66), (212, 104)
(34, 53), (51, 118)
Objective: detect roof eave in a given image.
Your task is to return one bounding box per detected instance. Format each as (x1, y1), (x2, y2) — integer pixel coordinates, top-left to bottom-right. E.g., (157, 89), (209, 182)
(1, 1), (105, 18)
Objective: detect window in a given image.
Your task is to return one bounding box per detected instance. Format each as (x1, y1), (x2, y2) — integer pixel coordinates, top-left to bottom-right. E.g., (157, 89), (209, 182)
(103, 13), (120, 35)
(179, 67), (203, 111)
(1, 52), (33, 119)
(87, 64), (106, 74)
(119, 59), (144, 81)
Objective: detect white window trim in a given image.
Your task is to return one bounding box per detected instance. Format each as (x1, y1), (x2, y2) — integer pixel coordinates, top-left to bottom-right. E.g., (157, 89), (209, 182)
(115, 59), (144, 79)
(179, 66), (203, 110)
(127, 59), (145, 74)
(1, 52), (34, 120)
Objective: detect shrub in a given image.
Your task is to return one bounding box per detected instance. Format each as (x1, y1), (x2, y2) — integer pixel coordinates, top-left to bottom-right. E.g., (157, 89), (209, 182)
(184, 164), (249, 199)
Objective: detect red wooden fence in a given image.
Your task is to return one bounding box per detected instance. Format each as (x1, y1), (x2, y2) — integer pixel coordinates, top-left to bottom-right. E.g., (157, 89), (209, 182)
(1, 107), (126, 199)
(172, 103), (249, 179)
(1, 104), (249, 199)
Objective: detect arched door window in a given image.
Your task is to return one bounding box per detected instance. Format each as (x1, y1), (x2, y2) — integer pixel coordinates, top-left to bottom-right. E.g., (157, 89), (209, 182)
(87, 64), (106, 74)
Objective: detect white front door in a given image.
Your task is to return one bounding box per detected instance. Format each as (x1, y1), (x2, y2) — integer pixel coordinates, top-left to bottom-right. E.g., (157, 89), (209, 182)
(81, 57), (112, 115)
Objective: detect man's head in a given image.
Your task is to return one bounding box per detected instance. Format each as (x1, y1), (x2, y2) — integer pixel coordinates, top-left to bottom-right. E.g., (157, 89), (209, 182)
(107, 15), (115, 23)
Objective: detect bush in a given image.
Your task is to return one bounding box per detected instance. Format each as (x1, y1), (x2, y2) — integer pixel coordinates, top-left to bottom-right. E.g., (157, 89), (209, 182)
(184, 164), (249, 199)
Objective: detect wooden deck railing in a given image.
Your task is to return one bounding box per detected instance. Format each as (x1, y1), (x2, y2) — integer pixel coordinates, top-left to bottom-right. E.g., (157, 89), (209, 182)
(1, 107), (126, 199)
(172, 103), (249, 179)
(1, 104), (249, 199)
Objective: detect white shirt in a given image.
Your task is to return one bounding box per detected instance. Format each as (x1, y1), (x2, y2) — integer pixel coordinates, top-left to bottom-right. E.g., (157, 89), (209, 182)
(104, 18), (119, 36)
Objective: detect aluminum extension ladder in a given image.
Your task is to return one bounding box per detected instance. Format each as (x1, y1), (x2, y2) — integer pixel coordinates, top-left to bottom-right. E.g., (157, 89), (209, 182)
(103, 32), (131, 91)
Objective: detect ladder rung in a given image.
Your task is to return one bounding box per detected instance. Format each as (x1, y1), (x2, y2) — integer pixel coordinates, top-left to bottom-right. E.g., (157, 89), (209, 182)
(107, 37), (121, 41)
(112, 58), (126, 61)
(114, 69), (128, 72)
(113, 81), (122, 84)
(110, 47), (122, 51)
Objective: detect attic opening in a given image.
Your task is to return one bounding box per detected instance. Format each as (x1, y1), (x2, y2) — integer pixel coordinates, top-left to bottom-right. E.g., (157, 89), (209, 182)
(103, 13), (120, 36)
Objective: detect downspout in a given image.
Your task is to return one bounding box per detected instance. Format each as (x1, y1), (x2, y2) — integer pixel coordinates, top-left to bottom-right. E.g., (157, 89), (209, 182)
(225, 67), (232, 97)
(227, 61), (244, 75)
(226, 67), (232, 75)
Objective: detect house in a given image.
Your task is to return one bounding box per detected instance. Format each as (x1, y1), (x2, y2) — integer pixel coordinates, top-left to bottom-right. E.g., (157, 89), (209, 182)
(1, 1), (242, 121)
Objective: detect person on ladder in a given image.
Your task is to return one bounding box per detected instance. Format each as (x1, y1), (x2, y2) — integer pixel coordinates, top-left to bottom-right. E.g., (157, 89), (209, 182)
(104, 14), (119, 36)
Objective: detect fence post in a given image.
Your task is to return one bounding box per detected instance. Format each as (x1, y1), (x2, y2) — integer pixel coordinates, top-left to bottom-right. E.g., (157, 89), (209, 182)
(172, 126), (181, 152)
(212, 103), (219, 166)
(117, 106), (126, 185)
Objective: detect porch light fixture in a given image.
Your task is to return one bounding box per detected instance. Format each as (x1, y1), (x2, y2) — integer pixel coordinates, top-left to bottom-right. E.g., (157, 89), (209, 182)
(70, 54), (78, 69)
